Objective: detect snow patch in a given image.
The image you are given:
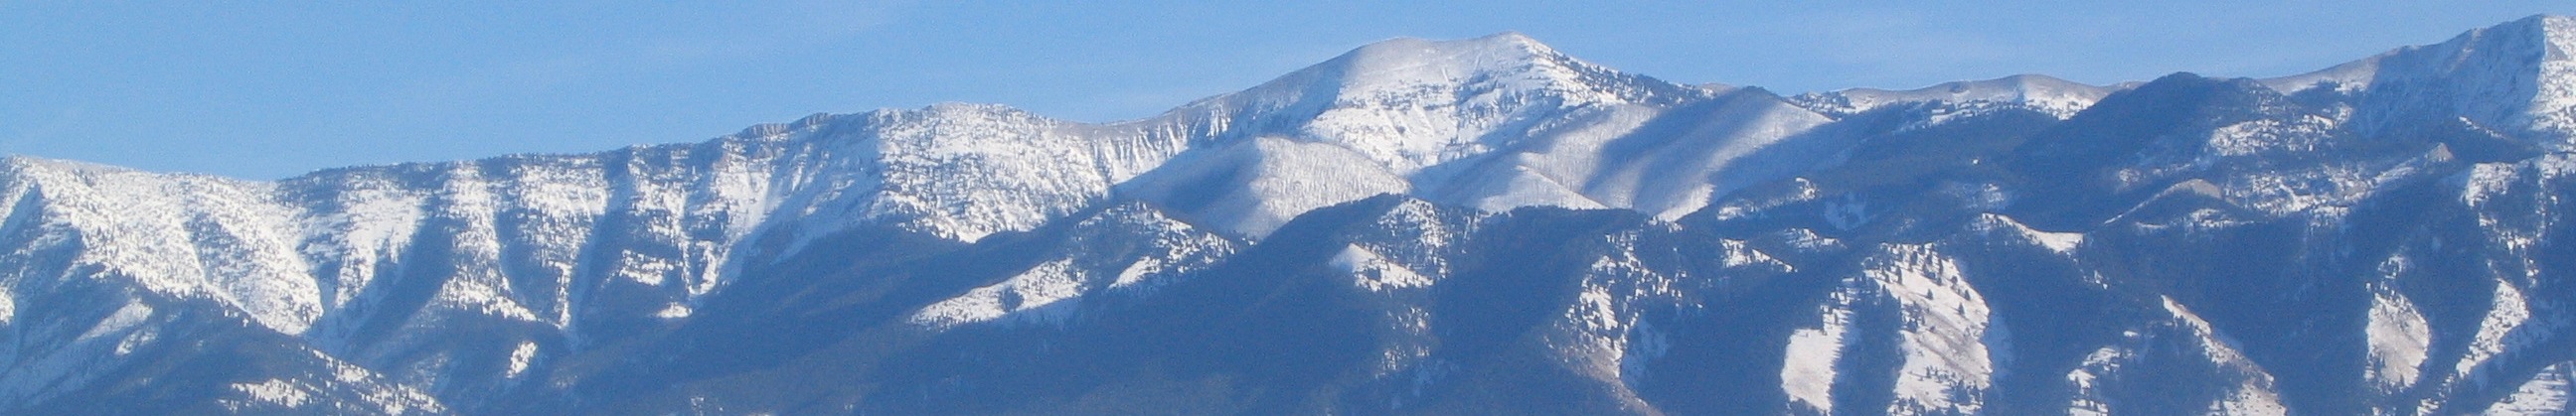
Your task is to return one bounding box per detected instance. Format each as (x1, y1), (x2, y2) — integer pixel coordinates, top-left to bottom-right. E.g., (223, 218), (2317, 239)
(2065, 347), (2126, 415)
(1971, 213), (2083, 253)
(1865, 244), (1995, 414)
(1781, 290), (1853, 413)
(2487, 362), (2573, 415)
(654, 304), (693, 319)
(506, 342), (539, 378)
(78, 301), (153, 343)
(1332, 244), (1434, 291)
(229, 379), (312, 408)
(909, 259), (1089, 330)
(1111, 257), (1164, 289)
(1121, 136), (1410, 238)
(2365, 284), (2432, 391)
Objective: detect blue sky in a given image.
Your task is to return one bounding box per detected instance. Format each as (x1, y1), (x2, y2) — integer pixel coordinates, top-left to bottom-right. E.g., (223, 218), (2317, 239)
(5, 1), (2571, 179)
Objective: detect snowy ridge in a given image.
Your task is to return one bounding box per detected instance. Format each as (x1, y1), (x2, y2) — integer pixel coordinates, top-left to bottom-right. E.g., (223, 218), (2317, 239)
(1791, 74), (2125, 119)
(11, 17), (2576, 414)
(1129, 31), (1837, 233)
(811, 103), (1192, 243)
(0, 101), (1199, 409)
(2325, 15), (2576, 148)
(909, 201), (1236, 330)
(2259, 55), (2381, 95)
(1968, 213), (2084, 254)
(1575, 90), (1837, 219)
(2159, 297), (2290, 415)
(2489, 362), (2573, 415)
(1119, 136), (1410, 238)
(0, 158), (319, 335)
(1178, 32), (1701, 175)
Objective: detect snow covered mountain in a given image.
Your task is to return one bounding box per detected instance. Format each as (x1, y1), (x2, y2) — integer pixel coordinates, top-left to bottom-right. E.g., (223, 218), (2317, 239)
(6, 15), (2576, 415)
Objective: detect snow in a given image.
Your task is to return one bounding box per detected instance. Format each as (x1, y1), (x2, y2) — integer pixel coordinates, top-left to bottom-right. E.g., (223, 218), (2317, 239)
(2225, 166), (2380, 216)
(2065, 347), (2125, 415)
(505, 342), (539, 378)
(1619, 320), (1670, 388)
(1571, 283), (1624, 357)
(2462, 155), (2576, 221)
(0, 159), (322, 335)
(1078, 202), (1235, 292)
(2162, 297), (2290, 415)
(1331, 244), (1433, 292)
(298, 171), (430, 310)
(1864, 244), (1995, 414)
(1133, 31), (1825, 226)
(1426, 107), (1652, 212)
(1779, 241), (2012, 414)
(1780, 292), (1851, 414)
(2364, 283), (2432, 391)
(1190, 32), (1689, 176)
(822, 103), (1186, 243)
(2259, 55), (2381, 94)
(2024, 229), (2083, 253)
(1775, 227), (1846, 253)
(430, 278), (544, 323)
(0, 98), (1203, 409)
(907, 202), (1233, 332)
(1970, 213), (2083, 254)
(908, 259), (1087, 330)
(1540, 236), (1681, 393)
(1709, 178), (1824, 221)
(2330, 15), (2576, 149)
(2456, 279), (2534, 382)
(2487, 362), (2573, 415)
(1577, 91), (1836, 219)
(309, 350), (447, 414)
(77, 301), (154, 344)
(2203, 116), (2336, 158)
(1362, 199), (1474, 277)
(1120, 136), (1410, 238)
(654, 304), (693, 320)
(1715, 239), (1787, 270)
(9, 22), (2576, 413)
(230, 379), (313, 408)
(1441, 155), (1619, 212)
(1792, 73), (2124, 119)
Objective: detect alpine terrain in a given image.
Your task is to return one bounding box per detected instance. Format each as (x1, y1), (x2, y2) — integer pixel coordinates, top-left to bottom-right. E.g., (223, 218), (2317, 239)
(7, 15), (2576, 415)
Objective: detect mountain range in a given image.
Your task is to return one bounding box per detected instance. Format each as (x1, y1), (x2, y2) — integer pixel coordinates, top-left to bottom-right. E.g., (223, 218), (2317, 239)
(4, 15), (2576, 415)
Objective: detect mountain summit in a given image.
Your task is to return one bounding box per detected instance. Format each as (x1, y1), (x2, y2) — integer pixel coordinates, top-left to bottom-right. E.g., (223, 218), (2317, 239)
(2267, 15), (2576, 149)
(4, 17), (2576, 415)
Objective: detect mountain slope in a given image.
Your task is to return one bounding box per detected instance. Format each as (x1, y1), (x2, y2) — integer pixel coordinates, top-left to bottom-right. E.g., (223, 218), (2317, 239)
(6, 17), (2576, 415)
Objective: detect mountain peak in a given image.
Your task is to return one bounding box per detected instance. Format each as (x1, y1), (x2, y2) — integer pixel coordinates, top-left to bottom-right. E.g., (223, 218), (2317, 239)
(2266, 14), (2576, 148)
(2265, 15), (2576, 94)
(1215, 31), (1698, 108)
(1177, 33), (1700, 175)
(1312, 32), (1588, 95)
